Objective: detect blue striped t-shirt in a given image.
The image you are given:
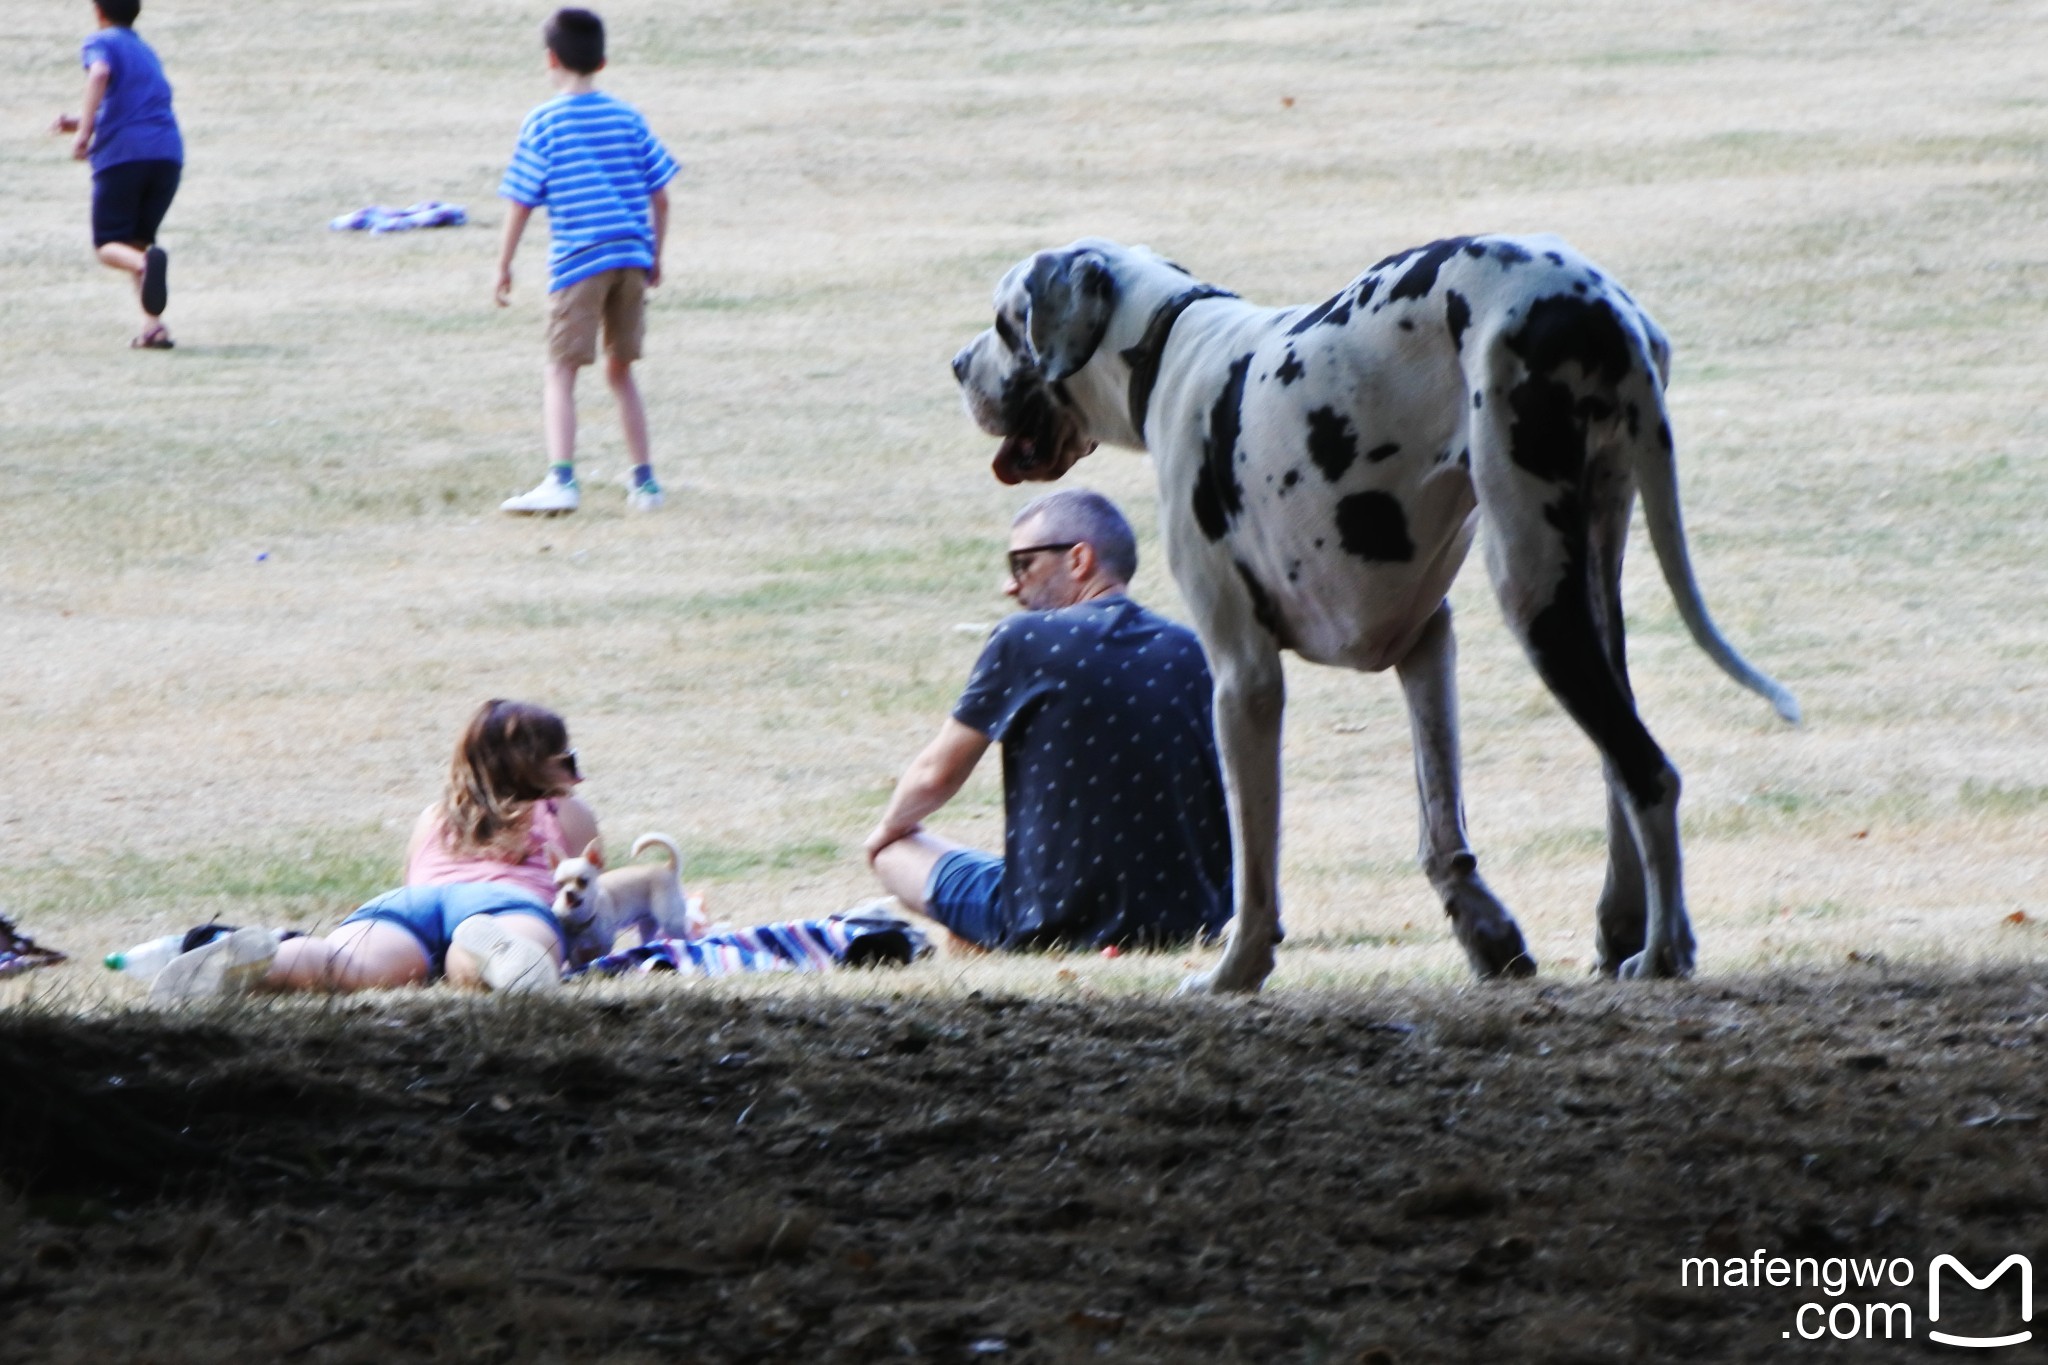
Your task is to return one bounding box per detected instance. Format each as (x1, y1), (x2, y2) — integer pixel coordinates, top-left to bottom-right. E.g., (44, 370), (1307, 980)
(500, 90), (680, 293)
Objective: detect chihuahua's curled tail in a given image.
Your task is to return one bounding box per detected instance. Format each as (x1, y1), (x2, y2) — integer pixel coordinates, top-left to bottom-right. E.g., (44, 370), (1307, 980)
(630, 833), (682, 870)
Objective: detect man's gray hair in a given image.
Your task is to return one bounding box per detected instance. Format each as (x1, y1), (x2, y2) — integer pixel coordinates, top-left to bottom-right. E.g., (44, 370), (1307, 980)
(1013, 489), (1138, 584)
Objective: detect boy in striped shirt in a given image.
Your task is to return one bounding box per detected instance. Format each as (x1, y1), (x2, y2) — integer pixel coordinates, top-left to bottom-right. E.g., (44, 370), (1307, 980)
(494, 8), (679, 514)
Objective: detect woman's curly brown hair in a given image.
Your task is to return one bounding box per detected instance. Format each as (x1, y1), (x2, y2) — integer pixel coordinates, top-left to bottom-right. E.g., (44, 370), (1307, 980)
(438, 699), (573, 861)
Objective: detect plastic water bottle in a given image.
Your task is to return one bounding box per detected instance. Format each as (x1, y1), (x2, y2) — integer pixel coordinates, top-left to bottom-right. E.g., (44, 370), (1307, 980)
(104, 932), (191, 978)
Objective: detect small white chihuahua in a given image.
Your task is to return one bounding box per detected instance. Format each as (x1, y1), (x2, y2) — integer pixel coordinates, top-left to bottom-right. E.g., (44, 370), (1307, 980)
(550, 833), (707, 967)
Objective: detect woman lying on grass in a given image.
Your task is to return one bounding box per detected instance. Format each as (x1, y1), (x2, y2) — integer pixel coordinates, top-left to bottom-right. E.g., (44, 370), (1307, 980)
(152, 699), (596, 1002)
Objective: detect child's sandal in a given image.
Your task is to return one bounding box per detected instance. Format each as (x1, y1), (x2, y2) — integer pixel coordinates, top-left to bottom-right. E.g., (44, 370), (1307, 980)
(130, 326), (174, 350)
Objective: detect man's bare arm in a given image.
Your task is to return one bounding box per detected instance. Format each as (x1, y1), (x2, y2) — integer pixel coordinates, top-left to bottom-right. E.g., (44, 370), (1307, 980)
(864, 719), (990, 863)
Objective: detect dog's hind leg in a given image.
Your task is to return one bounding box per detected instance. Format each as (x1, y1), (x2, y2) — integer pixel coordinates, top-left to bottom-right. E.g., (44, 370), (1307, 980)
(1180, 637), (1287, 996)
(1585, 495), (1651, 974)
(1395, 601), (1535, 978)
(1472, 348), (1693, 979)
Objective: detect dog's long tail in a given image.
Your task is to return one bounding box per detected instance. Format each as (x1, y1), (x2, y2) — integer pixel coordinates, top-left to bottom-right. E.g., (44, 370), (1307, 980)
(1633, 371), (1801, 726)
(629, 832), (683, 870)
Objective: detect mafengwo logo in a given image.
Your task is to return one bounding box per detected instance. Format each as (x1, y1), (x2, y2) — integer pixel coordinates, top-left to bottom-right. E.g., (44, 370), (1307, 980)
(1678, 1250), (2032, 1345)
(1928, 1255), (2032, 1349)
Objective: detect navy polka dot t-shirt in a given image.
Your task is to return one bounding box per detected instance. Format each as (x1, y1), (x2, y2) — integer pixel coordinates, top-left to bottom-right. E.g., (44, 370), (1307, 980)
(952, 595), (1232, 949)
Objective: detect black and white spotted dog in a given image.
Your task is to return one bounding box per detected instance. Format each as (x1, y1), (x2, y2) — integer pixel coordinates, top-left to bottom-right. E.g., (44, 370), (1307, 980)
(952, 235), (1797, 993)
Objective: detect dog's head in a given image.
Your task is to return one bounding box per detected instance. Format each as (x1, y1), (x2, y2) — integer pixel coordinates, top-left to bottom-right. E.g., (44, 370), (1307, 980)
(953, 244), (1121, 485)
(549, 839), (609, 947)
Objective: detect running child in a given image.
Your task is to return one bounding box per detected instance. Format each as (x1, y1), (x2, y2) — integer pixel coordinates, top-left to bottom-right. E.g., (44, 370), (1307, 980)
(52, 0), (184, 350)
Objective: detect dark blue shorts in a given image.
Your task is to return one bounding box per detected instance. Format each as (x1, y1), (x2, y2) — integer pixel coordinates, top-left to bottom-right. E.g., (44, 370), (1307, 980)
(341, 883), (563, 976)
(91, 158), (181, 248)
(923, 848), (1008, 949)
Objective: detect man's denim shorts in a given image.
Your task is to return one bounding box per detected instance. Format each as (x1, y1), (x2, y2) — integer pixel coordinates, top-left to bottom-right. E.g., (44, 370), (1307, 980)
(924, 848), (1007, 948)
(341, 883), (562, 975)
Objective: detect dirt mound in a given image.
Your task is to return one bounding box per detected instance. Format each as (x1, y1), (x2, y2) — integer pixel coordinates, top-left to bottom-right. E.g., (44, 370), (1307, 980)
(4, 969), (2043, 1362)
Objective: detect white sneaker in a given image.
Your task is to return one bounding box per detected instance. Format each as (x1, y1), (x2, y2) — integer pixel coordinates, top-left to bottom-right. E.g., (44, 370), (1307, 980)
(149, 927), (279, 1004)
(452, 915), (560, 993)
(624, 472), (665, 511)
(500, 476), (580, 515)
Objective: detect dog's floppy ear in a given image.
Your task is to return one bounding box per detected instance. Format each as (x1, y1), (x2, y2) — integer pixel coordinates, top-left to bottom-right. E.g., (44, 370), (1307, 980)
(583, 838), (605, 870)
(1023, 248), (1117, 383)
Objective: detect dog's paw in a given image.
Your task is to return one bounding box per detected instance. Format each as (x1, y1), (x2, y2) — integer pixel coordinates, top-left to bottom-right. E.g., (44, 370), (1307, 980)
(1617, 940), (1695, 980)
(1443, 881), (1536, 980)
(1176, 961), (1271, 996)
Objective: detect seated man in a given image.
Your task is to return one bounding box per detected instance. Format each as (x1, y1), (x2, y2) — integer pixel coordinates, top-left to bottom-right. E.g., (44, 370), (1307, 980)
(864, 489), (1232, 950)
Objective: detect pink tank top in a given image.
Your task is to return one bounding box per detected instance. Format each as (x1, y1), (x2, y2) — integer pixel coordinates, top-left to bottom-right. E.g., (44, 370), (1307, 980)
(404, 799), (565, 904)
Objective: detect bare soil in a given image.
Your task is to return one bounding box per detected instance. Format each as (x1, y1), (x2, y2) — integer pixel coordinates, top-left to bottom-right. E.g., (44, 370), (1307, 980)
(7, 967), (2044, 1363)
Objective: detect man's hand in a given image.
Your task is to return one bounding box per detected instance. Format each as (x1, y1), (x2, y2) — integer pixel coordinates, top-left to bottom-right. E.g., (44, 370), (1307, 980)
(52, 113), (80, 134)
(648, 259), (662, 289)
(493, 266), (514, 307)
(864, 819), (922, 867)
(71, 134), (91, 162)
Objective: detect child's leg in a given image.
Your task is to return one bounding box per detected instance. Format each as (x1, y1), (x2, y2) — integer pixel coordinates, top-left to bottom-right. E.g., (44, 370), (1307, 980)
(601, 269), (659, 498)
(542, 359), (581, 477)
(605, 357), (652, 473)
(90, 160), (176, 343)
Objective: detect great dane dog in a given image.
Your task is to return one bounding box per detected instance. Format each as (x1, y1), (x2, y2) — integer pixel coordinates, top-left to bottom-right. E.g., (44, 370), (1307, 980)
(951, 235), (1798, 993)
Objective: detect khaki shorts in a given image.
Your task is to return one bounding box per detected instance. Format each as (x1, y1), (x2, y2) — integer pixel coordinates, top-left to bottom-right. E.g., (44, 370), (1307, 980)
(546, 268), (647, 367)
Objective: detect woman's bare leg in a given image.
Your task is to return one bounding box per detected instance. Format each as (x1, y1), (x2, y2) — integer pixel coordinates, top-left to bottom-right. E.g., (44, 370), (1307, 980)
(264, 920), (431, 993)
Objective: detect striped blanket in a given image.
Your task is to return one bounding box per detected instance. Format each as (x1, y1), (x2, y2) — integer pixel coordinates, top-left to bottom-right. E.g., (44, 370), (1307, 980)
(572, 908), (930, 980)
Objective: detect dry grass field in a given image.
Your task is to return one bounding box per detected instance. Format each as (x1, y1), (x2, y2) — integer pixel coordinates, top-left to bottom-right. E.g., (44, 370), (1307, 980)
(3, 0), (2046, 1359)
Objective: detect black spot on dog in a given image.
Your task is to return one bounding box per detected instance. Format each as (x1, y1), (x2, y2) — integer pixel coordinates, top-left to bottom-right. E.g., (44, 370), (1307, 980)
(1356, 277), (1379, 309)
(1307, 406), (1360, 482)
(1370, 243), (1424, 274)
(1506, 375), (1583, 484)
(1464, 243), (1487, 259)
(1313, 537), (1324, 549)
(1281, 468), (1302, 490)
(1275, 350), (1305, 385)
(1573, 282), (1588, 295)
(1287, 559), (1301, 583)
(1399, 318), (1415, 332)
(1235, 560), (1285, 639)
(1493, 240), (1533, 267)
(1193, 354), (1253, 541)
(1445, 290), (1471, 352)
(1287, 290), (1353, 336)
(1507, 294), (1636, 387)
(1524, 495), (1671, 808)
(1473, 392), (1484, 410)
(1457, 447), (1471, 470)
(1335, 491), (1415, 563)
(1586, 268), (1604, 286)
(1544, 250), (1565, 266)
(1366, 442), (1401, 463)
(1387, 237), (1473, 304)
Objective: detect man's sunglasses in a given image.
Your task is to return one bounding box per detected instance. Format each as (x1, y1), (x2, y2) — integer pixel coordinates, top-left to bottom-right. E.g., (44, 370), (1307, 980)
(1007, 542), (1079, 580)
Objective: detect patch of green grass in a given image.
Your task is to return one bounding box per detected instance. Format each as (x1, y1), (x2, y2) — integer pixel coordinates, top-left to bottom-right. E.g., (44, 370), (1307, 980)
(19, 827), (396, 926)
(686, 837), (845, 880)
(1959, 780), (2048, 815)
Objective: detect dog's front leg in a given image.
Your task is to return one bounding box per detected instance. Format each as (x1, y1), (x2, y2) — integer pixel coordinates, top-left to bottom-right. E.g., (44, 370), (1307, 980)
(1181, 643), (1286, 996)
(1396, 603), (1535, 978)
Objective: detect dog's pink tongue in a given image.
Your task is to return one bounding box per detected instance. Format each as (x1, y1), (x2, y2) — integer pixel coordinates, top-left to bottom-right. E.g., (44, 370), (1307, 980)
(992, 434), (1034, 485)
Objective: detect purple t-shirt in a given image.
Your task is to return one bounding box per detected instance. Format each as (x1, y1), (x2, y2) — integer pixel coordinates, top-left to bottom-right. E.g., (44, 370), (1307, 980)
(81, 26), (183, 173)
